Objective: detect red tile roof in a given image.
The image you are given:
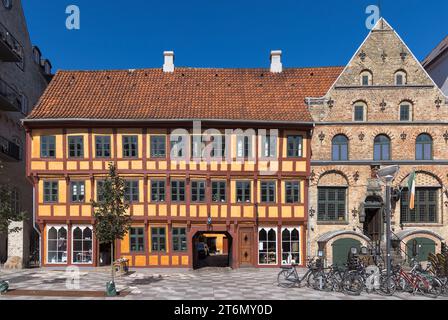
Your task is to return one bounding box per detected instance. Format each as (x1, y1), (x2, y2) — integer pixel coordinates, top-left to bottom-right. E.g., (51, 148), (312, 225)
(26, 67), (343, 123)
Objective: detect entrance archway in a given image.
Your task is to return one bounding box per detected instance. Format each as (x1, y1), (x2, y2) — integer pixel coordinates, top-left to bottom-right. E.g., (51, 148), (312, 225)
(363, 196), (383, 242)
(192, 231), (232, 269)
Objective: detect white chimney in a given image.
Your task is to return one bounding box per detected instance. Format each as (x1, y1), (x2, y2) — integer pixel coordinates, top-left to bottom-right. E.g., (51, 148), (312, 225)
(270, 50), (282, 73)
(163, 51), (175, 73)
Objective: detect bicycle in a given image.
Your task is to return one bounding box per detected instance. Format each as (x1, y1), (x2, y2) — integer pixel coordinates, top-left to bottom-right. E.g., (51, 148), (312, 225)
(277, 258), (321, 288)
(392, 261), (442, 298)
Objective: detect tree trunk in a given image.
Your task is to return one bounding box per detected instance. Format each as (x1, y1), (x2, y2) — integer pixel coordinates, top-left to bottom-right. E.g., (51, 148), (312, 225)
(110, 241), (115, 282)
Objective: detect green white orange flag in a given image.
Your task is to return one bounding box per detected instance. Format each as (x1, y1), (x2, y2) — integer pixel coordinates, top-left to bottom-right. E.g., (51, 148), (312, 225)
(407, 171), (416, 210)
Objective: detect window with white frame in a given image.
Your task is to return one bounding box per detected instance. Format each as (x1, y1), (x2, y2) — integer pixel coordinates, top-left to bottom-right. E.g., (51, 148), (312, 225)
(72, 226), (93, 264)
(47, 226), (67, 264)
(281, 227), (300, 265)
(258, 227), (277, 265)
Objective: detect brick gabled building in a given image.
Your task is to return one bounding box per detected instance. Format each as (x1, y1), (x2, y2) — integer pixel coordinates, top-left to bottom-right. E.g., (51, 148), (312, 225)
(23, 52), (340, 268)
(307, 19), (448, 266)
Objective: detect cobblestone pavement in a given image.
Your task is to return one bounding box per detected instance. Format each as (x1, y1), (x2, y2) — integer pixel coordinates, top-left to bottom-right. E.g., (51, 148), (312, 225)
(0, 267), (446, 300)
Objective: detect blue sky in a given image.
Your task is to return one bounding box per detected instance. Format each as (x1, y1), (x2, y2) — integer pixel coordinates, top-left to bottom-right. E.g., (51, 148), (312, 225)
(22, 0), (448, 71)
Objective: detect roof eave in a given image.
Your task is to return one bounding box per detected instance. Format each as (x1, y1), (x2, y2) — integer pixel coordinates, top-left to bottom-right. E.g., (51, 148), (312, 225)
(22, 118), (314, 127)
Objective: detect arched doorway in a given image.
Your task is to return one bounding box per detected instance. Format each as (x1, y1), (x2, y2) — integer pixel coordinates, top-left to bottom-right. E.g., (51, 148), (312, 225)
(406, 237), (436, 263)
(332, 238), (361, 267)
(192, 231), (232, 269)
(363, 195), (383, 242)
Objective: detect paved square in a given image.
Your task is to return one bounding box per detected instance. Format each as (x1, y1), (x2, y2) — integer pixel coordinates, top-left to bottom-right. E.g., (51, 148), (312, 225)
(0, 267), (446, 300)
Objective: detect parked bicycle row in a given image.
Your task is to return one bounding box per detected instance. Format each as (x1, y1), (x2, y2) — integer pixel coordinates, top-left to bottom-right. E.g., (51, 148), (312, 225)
(277, 257), (448, 298)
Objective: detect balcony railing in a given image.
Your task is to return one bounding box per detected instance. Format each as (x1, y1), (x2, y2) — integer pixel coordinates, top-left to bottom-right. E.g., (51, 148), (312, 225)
(0, 77), (21, 112)
(0, 22), (23, 62)
(0, 136), (21, 161)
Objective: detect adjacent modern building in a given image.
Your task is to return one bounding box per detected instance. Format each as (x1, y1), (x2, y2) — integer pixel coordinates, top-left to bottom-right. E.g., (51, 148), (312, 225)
(21, 52), (341, 268)
(307, 19), (448, 266)
(0, 0), (52, 266)
(423, 35), (448, 96)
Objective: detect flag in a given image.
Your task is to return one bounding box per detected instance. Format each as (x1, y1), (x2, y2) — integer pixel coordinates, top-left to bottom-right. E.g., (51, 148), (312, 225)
(407, 171), (416, 210)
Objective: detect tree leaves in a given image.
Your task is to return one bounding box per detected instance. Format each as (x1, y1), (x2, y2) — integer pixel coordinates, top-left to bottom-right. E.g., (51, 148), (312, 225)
(91, 163), (132, 245)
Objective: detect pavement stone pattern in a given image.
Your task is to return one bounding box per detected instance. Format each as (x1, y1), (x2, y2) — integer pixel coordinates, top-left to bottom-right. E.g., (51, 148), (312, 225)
(0, 267), (446, 300)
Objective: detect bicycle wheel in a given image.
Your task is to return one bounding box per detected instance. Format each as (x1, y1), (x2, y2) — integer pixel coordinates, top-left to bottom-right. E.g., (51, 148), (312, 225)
(277, 269), (296, 288)
(378, 275), (396, 296)
(309, 271), (327, 291)
(421, 277), (442, 299)
(306, 270), (318, 288)
(341, 273), (364, 296)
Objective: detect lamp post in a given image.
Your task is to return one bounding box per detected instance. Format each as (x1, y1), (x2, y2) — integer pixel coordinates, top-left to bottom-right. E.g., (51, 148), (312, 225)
(377, 165), (399, 289)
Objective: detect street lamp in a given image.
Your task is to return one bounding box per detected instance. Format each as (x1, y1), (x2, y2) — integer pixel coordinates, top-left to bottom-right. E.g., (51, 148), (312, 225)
(377, 165), (399, 288)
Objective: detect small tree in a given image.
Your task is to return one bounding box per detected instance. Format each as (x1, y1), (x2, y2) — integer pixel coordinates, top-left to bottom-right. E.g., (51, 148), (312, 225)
(91, 163), (132, 283)
(0, 162), (27, 235)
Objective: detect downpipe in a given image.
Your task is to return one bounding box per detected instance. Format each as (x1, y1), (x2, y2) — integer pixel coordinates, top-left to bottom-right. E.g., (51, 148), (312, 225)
(32, 186), (42, 267)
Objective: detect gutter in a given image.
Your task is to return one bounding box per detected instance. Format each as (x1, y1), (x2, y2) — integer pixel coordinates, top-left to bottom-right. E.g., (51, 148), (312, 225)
(32, 186), (41, 267)
(21, 118), (314, 126)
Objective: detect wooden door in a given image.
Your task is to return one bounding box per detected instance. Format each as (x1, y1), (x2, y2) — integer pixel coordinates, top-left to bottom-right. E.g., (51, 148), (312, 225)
(239, 228), (253, 267)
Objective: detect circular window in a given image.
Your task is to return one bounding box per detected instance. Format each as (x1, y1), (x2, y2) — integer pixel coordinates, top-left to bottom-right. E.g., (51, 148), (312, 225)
(2, 0), (12, 9)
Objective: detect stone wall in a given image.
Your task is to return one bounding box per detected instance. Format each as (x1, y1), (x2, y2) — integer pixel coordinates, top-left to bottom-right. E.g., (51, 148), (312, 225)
(0, 0), (50, 266)
(308, 19), (448, 264)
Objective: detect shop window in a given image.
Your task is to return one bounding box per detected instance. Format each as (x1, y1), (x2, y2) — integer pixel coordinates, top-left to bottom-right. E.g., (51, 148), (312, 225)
(72, 226), (93, 264)
(281, 227), (300, 265)
(47, 226), (67, 264)
(258, 227), (277, 265)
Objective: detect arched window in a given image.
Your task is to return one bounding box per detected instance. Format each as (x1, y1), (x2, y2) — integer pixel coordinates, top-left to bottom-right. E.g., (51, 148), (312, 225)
(47, 226), (68, 264)
(258, 227), (277, 265)
(399, 102), (412, 121)
(395, 70), (407, 85)
(72, 226), (93, 264)
(353, 102), (367, 122)
(281, 227), (300, 265)
(332, 135), (349, 161)
(360, 70), (373, 86)
(416, 134), (433, 160)
(374, 135), (391, 161)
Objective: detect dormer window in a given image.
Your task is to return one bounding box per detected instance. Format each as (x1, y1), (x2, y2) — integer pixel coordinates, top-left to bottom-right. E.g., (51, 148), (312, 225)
(2, 0), (12, 10)
(395, 70), (407, 85)
(360, 70), (372, 86)
(42, 59), (52, 75)
(32, 47), (41, 65)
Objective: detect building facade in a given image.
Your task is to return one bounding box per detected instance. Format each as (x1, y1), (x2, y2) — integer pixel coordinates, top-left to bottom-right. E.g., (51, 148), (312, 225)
(0, 0), (52, 265)
(307, 19), (448, 266)
(23, 54), (339, 268)
(423, 35), (448, 96)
